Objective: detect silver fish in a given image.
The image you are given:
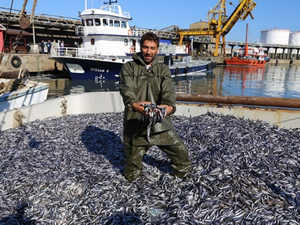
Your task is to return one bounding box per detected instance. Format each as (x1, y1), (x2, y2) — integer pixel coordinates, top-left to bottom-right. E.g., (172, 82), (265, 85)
(141, 103), (166, 142)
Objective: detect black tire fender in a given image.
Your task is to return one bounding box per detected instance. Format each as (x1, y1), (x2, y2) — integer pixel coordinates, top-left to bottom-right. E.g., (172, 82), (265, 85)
(207, 64), (211, 71)
(11, 56), (22, 68)
(174, 67), (179, 75)
(184, 66), (189, 74)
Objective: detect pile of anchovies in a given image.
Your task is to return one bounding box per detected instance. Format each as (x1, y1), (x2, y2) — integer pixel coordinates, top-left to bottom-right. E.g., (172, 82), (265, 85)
(0, 112), (300, 224)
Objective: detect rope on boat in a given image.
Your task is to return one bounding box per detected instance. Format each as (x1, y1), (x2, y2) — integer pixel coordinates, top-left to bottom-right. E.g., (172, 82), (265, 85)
(0, 68), (29, 95)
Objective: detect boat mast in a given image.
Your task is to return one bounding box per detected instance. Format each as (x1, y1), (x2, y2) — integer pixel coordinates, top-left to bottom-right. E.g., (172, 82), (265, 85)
(245, 23), (248, 57)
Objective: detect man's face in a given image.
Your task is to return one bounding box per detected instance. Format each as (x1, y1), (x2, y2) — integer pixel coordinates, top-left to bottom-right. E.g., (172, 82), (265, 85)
(141, 40), (159, 65)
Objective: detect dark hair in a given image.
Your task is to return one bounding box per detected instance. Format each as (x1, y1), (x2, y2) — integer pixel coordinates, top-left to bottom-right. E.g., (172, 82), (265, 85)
(140, 32), (159, 49)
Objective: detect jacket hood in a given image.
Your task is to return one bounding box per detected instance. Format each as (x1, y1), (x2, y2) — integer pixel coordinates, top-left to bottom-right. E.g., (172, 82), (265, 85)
(132, 52), (160, 67)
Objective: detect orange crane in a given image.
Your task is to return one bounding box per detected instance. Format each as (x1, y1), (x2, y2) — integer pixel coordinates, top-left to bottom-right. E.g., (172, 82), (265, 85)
(178, 0), (256, 56)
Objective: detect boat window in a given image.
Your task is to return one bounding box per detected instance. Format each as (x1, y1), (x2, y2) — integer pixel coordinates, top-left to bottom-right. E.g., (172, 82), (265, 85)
(124, 38), (128, 46)
(95, 18), (101, 26)
(86, 19), (93, 26)
(109, 19), (113, 26)
(121, 21), (127, 28)
(91, 38), (95, 45)
(114, 20), (120, 27)
(81, 19), (84, 26)
(103, 19), (108, 26)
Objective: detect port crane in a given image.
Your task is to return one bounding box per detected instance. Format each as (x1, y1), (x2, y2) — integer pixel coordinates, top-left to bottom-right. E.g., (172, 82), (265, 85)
(178, 0), (256, 56)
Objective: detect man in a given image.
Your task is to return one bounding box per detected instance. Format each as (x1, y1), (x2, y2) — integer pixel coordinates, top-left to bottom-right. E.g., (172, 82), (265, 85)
(46, 40), (51, 54)
(119, 32), (192, 182)
(40, 40), (45, 54)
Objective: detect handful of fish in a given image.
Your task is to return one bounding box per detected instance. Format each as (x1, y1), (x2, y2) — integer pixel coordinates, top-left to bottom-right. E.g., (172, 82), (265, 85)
(0, 112), (300, 224)
(141, 103), (166, 142)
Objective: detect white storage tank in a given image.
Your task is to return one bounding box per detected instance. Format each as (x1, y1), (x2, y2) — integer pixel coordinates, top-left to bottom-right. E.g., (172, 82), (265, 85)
(260, 29), (290, 54)
(289, 31), (300, 45)
(260, 29), (290, 45)
(289, 32), (300, 54)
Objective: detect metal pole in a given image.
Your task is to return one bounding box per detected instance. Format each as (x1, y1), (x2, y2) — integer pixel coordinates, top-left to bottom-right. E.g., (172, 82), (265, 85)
(176, 94), (300, 109)
(30, 0), (38, 23)
(20, 0), (29, 20)
(31, 0), (38, 46)
(32, 22), (36, 45)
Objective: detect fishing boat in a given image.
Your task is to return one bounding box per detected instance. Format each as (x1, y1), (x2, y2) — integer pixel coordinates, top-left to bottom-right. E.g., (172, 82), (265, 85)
(0, 0), (49, 112)
(0, 69), (49, 112)
(50, 0), (215, 81)
(225, 24), (268, 66)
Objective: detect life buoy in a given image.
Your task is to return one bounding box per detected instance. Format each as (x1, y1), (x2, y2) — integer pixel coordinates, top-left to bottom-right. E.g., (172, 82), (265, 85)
(184, 66), (189, 74)
(128, 29), (133, 36)
(11, 56), (21, 68)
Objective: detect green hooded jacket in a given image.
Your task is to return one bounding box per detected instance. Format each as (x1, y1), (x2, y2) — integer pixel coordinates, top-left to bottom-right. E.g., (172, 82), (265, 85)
(119, 52), (177, 146)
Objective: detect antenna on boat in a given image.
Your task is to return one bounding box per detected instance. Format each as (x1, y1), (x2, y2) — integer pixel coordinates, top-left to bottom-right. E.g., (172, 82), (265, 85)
(103, 0), (118, 5)
(84, 0), (95, 9)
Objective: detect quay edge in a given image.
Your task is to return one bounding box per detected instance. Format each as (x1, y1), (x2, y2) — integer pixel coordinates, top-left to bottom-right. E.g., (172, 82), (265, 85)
(0, 92), (300, 131)
(0, 54), (64, 77)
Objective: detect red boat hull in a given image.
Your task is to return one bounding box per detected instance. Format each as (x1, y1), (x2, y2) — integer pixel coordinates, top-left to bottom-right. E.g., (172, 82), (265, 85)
(224, 57), (267, 66)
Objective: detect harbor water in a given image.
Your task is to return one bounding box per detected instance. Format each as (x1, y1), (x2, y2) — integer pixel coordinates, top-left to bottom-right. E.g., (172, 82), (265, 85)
(31, 64), (300, 100)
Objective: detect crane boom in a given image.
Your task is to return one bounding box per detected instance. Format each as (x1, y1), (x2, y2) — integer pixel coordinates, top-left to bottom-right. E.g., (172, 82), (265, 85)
(221, 0), (256, 35)
(178, 0), (256, 56)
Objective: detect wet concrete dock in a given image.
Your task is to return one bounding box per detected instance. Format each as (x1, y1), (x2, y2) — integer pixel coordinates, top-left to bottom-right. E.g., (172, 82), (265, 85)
(0, 53), (64, 77)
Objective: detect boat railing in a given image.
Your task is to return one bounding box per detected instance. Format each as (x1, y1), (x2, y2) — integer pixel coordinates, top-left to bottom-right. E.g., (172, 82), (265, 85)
(51, 47), (78, 57)
(76, 47), (103, 58)
(50, 47), (122, 61)
(98, 55), (121, 61)
(50, 44), (187, 60)
(101, 5), (131, 18)
(122, 11), (130, 18)
(75, 25), (179, 40)
(76, 26), (84, 36)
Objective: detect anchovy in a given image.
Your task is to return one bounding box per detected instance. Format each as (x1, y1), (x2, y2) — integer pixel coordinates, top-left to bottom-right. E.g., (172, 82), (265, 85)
(141, 103), (166, 142)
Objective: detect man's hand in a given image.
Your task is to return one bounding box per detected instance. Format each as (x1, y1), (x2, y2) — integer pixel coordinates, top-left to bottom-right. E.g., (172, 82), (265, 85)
(132, 101), (151, 114)
(158, 105), (173, 116)
(133, 102), (173, 116)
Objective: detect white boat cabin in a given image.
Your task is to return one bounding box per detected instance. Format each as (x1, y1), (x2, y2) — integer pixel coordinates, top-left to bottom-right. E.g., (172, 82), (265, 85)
(75, 0), (140, 57)
(237, 46), (267, 57)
